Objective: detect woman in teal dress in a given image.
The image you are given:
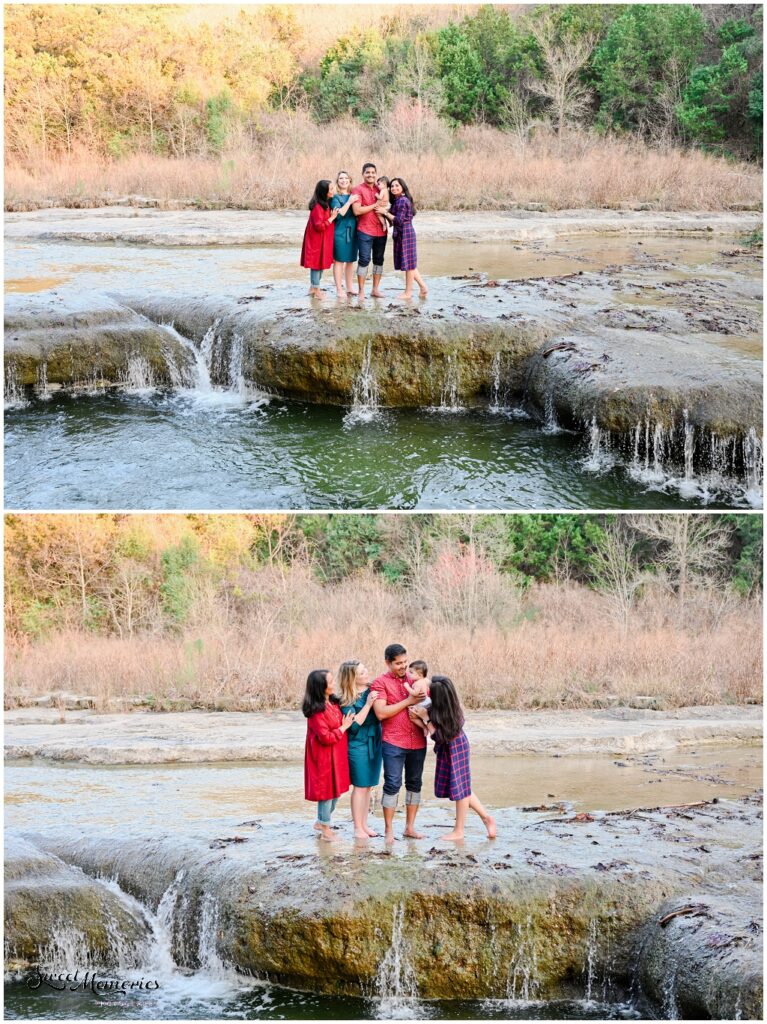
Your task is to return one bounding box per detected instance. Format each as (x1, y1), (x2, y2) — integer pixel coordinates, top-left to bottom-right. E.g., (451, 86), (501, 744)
(330, 170), (360, 298)
(338, 659), (383, 838)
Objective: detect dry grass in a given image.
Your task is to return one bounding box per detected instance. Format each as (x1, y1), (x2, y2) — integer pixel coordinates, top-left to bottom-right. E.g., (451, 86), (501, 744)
(5, 570), (761, 712)
(4, 119), (762, 212)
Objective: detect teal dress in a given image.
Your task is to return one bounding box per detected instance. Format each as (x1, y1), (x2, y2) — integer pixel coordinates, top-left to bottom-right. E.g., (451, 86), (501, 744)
(331, 193), (358, 263)
(341, 688), (382, 788)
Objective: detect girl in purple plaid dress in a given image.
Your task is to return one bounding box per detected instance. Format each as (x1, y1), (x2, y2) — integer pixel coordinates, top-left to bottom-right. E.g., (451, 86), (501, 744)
(410, 675), (496, 842)
(388, 178), (428, 301)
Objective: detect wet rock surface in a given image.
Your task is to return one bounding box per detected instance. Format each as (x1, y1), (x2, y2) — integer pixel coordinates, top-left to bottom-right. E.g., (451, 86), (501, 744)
(7, 794), (762, 1017)
(4, 704), (762, 764)
(6, 247), (761, 450)
(4, 207), (762, 246)
(4, 834), (151, 968)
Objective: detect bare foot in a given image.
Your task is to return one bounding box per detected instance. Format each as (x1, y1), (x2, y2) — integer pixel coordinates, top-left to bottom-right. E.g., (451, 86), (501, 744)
(395, 292), (413, 301)
(418, 288), (428, 298)
(336, 290), (347, 298)
(313, 822), (322, 832)
(365, 826), (380, 837)
(438, 830), (465, 842)
(403, 828), (425, 840)
(370, 290), (385, 298)
(318, 826), (340, 842)
(353, 829), (370, 839)
(346, 289), (358, 295)
(384, 830), (396, 844)
(484, 815), (497, 839)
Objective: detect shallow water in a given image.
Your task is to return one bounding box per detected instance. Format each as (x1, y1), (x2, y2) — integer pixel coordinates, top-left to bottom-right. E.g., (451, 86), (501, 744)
(5, 746), (761, 833)
(3, 233), (758, 295)
(3, 980), (645, 1020)
(4, 391), (739, 510)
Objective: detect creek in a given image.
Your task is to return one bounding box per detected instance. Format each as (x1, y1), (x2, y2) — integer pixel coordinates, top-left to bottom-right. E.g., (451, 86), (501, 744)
(5, 744), (762, 1020)
(4, 228), (762, 510)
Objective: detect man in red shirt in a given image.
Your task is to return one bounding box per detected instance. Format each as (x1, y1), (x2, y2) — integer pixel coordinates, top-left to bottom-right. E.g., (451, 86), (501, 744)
(373, 642), (428, 843)
(353, 162), (388, 299)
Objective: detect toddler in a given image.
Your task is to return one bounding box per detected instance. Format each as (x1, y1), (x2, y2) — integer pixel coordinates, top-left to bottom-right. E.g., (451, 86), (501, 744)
(376, 176), (391, 233)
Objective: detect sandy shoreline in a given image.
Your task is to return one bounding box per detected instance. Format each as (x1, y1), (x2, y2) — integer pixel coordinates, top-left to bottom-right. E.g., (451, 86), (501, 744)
(5, 704), (762, 765)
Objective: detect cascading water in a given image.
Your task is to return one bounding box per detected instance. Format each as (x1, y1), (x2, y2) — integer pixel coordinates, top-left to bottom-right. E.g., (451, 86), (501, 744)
(227, 333), (247, 396)
(489, 352), (505, 412)
(123, 354), (155, 393)
(506, 914), (541, 1002)
(743, 428), (763, 502)
(597, 413), (765, 507)
(345, 340), (380, 425)
(542, 390), (561, 434)
(439, 354), (462, 411)
(4, 361), (28, 409)
(374, 903), (419, 1019)
(35, 361), (51, 401)
(160, 321), (266, 407)
(583, 415), (612, 472)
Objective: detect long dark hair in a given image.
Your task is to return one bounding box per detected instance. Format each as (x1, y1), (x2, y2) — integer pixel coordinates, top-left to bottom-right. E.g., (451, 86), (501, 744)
(389, 177), (416, 215)
(302, 669), (338, 717)
(309, 180), (331, 211)
(428, 675), (464, 742)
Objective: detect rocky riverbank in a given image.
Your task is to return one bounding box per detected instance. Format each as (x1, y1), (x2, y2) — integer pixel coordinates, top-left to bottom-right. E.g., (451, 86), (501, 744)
(6, 795), (762, 1018)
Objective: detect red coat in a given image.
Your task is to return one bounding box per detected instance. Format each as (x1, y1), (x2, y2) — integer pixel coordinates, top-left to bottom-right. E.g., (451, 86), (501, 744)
(304, 702), (351, 801)
(300, 204), (335, 270)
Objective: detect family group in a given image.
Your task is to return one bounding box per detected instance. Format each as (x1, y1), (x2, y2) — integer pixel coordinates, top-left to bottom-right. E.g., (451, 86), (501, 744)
(302, 643), (496, 843)
(299, 162), (428, 301)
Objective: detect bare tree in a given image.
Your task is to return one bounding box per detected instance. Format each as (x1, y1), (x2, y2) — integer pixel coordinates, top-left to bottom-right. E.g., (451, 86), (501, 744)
(526, 18), (596, 136)
(592, 519), (645, 630)
(629, 514), (734, 607)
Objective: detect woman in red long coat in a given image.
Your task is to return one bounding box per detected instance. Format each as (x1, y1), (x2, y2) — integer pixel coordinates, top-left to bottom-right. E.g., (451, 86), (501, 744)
(302, 668), (355, 841)
(301, 181), (357, 300)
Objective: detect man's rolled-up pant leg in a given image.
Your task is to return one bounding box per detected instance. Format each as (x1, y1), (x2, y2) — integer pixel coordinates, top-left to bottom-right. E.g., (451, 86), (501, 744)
(381, 741), (406, 809)
(372, 233), (387, 277)
(404, 746), (427, 805)
(357, 231), (373, 277)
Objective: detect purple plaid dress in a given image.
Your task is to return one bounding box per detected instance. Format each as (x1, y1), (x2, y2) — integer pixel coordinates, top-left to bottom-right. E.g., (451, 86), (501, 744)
(392, 196), (417, 271)
(433, 725), (472, 801)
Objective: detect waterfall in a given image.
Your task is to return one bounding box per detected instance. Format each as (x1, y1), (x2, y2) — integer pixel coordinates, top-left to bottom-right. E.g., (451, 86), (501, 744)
(197, 892), (231, 978)
(97, 871), (252, 1003)
(439, 355), (462, 411)
(584, 416), (604, 472)
(4, 361), (28, 409)
(622, 414), (763, 506)
(682, 410), (694, 482)
(123, 354), (155, 393)
(35, 361), (51, 401)
(228, 333), (246, 396)
(163, 323), (213, 393)
(346, 340), (380, 424)
(584, 918), (598, 1002)
(542, 390), (560, 434)
(743, 427), (763, 501)
(374, 903), (419, 1019)
(489, 352), (504, 411)
(506, 914), (541, 1001)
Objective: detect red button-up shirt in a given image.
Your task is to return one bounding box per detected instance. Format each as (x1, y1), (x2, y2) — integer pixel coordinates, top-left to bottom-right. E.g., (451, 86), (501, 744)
(373, 670), (427, 749)
(355, 182), (386, 237)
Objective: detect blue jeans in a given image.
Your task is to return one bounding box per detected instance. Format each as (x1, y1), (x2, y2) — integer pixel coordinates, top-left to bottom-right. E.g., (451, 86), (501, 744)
(316, 797), (338, 824)
(309, 269), (323, 286)
(381, 741), (426, 809)
(356, 231), (387, 275)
